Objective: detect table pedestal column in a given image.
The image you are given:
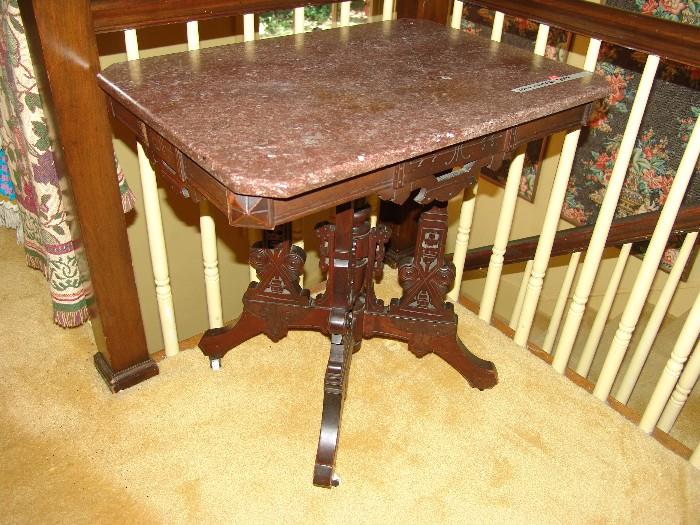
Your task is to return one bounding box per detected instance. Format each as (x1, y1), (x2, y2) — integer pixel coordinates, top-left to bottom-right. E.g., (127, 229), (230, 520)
(199, 199), (497, 488)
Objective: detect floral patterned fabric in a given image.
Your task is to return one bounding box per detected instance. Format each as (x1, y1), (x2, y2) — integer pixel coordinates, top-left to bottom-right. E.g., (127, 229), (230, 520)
(0, 147), (19, 231)
(1, 0), (134, 327)
(563, 0), (699, 272)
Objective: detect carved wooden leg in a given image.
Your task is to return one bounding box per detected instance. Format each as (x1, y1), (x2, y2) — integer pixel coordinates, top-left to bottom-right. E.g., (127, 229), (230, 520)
(312, 202), (363, 487)
(313, 333), (353, 488)
(198, 310), (267, 362)
(407, 332), (497, 390)
(379, 201), (498, 390)
(199, 223), (312, 365)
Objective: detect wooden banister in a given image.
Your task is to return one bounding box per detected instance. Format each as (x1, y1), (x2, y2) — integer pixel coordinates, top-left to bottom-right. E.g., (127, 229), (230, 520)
(462, 204), (700, 271)
(467, 0), (700, 68)
(91, 0), (328, 33)
(396, 0), (451, 23)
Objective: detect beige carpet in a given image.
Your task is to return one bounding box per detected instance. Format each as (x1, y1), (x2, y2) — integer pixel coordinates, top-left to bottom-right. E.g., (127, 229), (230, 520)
(1, 227), (699, 524)
(528, 304), (700, 450)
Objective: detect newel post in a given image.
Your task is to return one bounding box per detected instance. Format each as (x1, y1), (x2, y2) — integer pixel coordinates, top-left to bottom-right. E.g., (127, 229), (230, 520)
(18, 0), (157, 392)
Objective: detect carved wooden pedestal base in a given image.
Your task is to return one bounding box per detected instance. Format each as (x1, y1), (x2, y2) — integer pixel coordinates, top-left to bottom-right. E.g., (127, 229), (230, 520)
(199, 200), (497, 488)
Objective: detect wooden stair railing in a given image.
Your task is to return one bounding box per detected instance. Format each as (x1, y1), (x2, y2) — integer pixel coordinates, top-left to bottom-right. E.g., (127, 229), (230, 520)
(461, 204), (700, 271)
(468, 0), (700, 69)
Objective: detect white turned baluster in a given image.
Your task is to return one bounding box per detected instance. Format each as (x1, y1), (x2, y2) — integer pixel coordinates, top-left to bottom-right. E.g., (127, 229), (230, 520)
(552, 53), (659, 374)
(481, 23), (563, 323)
(187, 22), (224, 329)
(248, 230), (261, 282)
(594, 115), (700, 401)
(479, 148), (525, 322)
(509, 260), (533, 329)
(199, 201), (223, 328)
(513, 129), (579, 344)
(692, 443), (700, 469)
(491, 11), (505, 41)
(576, 243), (632, 378)
(616, 232), (699, 403)
(340, 1), (351, 26)
(292, 220), (305, 287)
(368, 194), (380, 228)
(542, 252), (581, 354)
(294, 7), (305, 34)
(445, 0), (475, 301)
(447, 187), (477, 302)
(639, 291), (700, 433)
(186, 20), (199, 47)
(243, 13), (256, 41)
(533, 24), (549, 55)
(514, 38), (600, 347)
(124, 29), (180, 356)
(451, 0), (464, 29)
(382, 0), (394, 21)
(657, 338), (700, 433)
(448, 8), (507, 303)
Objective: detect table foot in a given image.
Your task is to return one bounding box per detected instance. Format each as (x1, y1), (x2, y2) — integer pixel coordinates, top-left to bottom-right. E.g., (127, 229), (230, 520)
(313, 333), (353, 488)
(408, 333), (497, 390)
(198, 310), (266, 362)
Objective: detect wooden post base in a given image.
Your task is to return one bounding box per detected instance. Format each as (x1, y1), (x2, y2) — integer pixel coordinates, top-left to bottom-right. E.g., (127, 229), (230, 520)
(93, 352), (159, 393)
(199, 200), (497, 487)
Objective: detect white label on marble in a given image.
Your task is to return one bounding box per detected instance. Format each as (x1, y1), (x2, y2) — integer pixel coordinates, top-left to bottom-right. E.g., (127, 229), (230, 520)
(512, 71), (592, 93)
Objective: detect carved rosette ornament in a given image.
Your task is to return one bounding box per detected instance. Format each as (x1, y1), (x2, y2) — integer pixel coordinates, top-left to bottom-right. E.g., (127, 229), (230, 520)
(249, 243), (305, 295)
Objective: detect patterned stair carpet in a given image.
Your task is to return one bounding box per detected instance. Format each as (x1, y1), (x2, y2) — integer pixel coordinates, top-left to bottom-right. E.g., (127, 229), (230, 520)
(1, 227), (698, 524)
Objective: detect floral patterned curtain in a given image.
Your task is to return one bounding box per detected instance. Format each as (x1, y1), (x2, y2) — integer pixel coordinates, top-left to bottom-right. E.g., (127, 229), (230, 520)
(1, 0), (134, 326)
(0, 147), (18, 232)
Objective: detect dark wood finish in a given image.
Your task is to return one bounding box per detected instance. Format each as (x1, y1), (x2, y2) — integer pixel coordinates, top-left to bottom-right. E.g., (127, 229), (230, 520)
(389, 0), (450, 267)
(379, 199), (424, 268)
(468, 0), (700, 68)
(19, 0), (157, 386)
(100, 20), (607, 486)
(199, 200), (497, 487)
(107, 95), (591, 228)
(462, 204), (700, 271)
(94, 352), (159, 393)
(90, 0), (328, 33)
(396, 0), (451, 23)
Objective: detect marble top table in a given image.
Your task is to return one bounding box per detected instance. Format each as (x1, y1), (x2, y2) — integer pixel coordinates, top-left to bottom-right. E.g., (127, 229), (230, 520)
(98, 19), (608, 488)
(99, 19), (608, 228)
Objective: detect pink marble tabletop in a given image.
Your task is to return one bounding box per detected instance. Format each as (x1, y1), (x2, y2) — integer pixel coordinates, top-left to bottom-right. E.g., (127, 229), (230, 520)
(98, 19), (609, 199)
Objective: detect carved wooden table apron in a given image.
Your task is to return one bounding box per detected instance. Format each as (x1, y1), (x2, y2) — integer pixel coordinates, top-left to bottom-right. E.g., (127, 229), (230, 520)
(98, 19), (608, 488)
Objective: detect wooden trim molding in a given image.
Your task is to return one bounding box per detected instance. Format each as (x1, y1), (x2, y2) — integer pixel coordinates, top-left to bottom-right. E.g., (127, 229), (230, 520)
(396, 0), (452, 23)
(91, 0), (330, 33)
(462, 204), (700, 271)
